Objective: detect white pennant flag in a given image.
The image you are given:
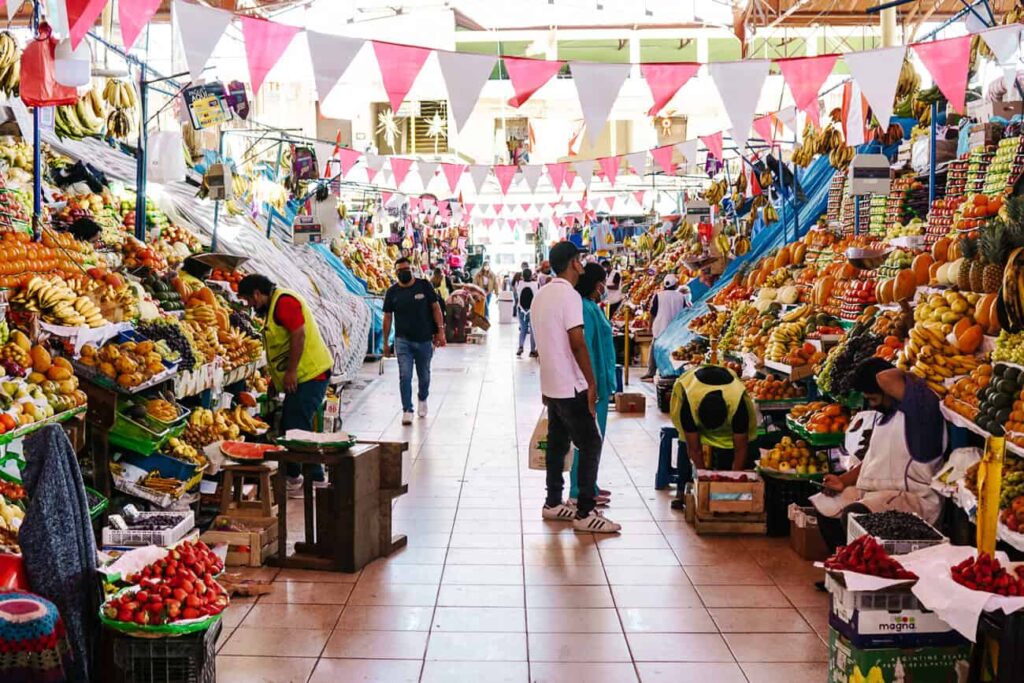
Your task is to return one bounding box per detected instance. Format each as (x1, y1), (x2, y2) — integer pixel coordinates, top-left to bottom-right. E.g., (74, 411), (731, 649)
(522, 165), (543, 193)
(777, 106), (799, 136)
(6, 0), (19, 21)
(306, 32), (364, 104)
(468, 165), (490, 194)
(847, 81), (866, 147)
(625, 151), (647, 176)
(844, 45), (905, 130)
(708, 60), (769, 151)
(569, 62), (631, 147)
(676, 140), (698, 165)
(981, 24), (1022, 64)
(575, 159), (596, 189)
(437, 51), (498, 133)
(365, 154), (385, 172)
(44, 0), (69, 38)
(417, 162), (438, 190)
(174, 0), (233, 82)
(314, 142), (335, 177)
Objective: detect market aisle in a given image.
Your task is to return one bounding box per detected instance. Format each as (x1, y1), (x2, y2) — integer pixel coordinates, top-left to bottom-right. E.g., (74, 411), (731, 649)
(216, 317), (828, 683)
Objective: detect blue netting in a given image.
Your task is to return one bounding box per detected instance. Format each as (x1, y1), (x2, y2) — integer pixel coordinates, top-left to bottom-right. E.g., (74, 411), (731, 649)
(311, 243), (386, 353)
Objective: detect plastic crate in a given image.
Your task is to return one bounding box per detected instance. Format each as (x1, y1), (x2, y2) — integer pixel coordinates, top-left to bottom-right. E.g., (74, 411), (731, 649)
(846, 512), (948, 556)
(107, 619), (220, 683)
(86, 486), (108, 520)
(109, 410), (171, 455)
(121, 450), (202, 482)
(101, 510), (195, 547)
(762, 472), (819, 537)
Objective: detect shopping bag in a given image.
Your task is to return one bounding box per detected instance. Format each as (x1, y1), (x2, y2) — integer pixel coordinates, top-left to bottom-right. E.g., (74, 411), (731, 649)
(20, 23), (79, 107)
(528, 416), (572, 472)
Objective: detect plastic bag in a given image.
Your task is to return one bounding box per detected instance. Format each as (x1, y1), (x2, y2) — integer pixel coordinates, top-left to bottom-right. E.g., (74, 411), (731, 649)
(20, 23), (79, 107)
(528, 415), (572, 472)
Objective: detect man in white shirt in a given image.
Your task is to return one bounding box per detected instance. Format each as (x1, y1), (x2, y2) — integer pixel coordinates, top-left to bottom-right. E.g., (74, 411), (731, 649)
(531, 241), (621, 533)
(641, 274), (690, 382)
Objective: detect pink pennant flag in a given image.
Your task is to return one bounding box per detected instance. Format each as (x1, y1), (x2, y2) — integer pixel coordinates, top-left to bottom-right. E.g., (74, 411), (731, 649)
(408, 196), (421, 212)
(752, 114), (777, 145)
(641, 63), (701, 117)
(650, 145), (676, 175)
(372, 42), (432, 112)
(483, 218), (495, 228)
(67, 0), (108, 50)
(464, 203), (475, 214)
(338, 148), (362, 177)
(546, 163), (569, 191)
(504, 56), (564, 108)
(776, 54), (838, 128)
(633, 190), (645, 206)
(365, 166), (379, 183)
(241, 17), (301, 96)
(520, 203), (531, 212)
(120, 0), (163, 50)
(531, 218), (540, 230)
(565, 170), (577, 188)
(390, 158), (414, 187)
(381, 191), (393, 205)
(700, 132), (724, 162)
(493, 165), (518, 195)
(441, 163), (466, 194)
(912, 35), (972, 114)
(598, 156), (620, 187)
(605, 196), (616, 212)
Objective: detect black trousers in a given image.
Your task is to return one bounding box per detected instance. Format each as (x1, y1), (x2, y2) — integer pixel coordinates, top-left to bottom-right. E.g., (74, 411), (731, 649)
(545, 391), (603, 516)
(816, 503), (871, 553)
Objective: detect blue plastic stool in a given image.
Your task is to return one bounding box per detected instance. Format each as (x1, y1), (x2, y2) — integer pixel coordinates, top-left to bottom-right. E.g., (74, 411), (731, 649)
(656, 427), (691, 490)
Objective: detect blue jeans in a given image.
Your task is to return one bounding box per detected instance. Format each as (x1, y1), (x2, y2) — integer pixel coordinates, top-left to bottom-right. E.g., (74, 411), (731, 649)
(396, 338), (433, 413)
(517, 310), (535, 352)
(281, 376), (329, 480)
(570, 395), (608, 498)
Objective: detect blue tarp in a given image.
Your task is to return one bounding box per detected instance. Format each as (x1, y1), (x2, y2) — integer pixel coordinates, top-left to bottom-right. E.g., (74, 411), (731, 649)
(311, 243), (386, 354)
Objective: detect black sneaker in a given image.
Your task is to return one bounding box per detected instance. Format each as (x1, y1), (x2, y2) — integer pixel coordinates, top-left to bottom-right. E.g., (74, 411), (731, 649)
(516, 348), (523, 357)
(529, 350), (539, 358)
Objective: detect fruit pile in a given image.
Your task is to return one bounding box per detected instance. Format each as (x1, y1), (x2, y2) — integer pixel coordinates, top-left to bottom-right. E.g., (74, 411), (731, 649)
(78, 339), (172, 390)
(140, 273), (184, 313)
(0, 483), (24, 550)
(670, 339), (708, 364)
(854, 511), (943, 541)
(950, 553), (1024, 596)
(983, 136), (1023, 195)
(182, 407), (268, 449)
(209, 268), (243, 293)
(943, 363), (993, 421)
(135, 319), (200, 371)
(121, 236), (168, 273)
(760, 436), (827, 474)
(1000, 494), (1024, 532)
(817, 331), (885, 397)
(118, 513), (188, 531)
(689, 310), (730, 338)
(744, 376), (804, 400)
(874, 335), (904, 361)
(973, 363), (1023, 436)
(925, 196), (965, 244)
(163, 436), (206, 467)
(13, 276), (109, 328)
(824, 535), (917, 579)
(789, 402), (849, 434)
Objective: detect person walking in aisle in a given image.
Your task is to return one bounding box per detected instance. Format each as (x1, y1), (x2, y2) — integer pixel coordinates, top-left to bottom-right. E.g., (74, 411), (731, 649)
(238, 274), (333, 497)
(602, 259), (623, 317)
(383, 257), (447, 426)
(514, 268), (538, 358)
(569, 262), (616, 506)
(473, 262), (498, 317)
(531, 241), (620, 533)
(641, 274), (691, 382)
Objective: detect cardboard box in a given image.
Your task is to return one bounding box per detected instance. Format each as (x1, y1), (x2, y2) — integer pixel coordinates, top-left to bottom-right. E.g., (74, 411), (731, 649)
(201, 516), (278, 567)
(787, 505), (829, 562)
(969, 123), (1003, 149)
(614, 392), (646, 415)
(827, 628), (970, 683)
(695, 472), (764, 515)
(969, 99), (1024, 122)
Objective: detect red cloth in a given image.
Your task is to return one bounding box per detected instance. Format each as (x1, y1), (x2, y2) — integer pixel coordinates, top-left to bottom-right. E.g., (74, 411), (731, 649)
(271, 295), (328, 381)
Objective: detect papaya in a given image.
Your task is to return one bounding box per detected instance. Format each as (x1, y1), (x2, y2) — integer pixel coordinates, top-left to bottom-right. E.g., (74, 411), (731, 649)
(30, 345), (51, 373)
(46, 366), (72, 381)
(932, 237), (950, 263)
(956, 324), (984, 354)
(894, 269), (917, 301)
(912, 254), (933, 286)
(52, 356), (72, 372)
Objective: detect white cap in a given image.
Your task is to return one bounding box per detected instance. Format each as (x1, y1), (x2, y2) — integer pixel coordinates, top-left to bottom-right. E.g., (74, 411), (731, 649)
(663, 274), (679, 288)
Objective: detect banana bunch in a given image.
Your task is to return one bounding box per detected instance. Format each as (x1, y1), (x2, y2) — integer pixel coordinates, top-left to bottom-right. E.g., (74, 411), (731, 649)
(107, 109), (133, 140)
(734, 236), (751, 256)
(636, 232), (654, 252)
(185, 303), (216, 326)
(230, 404), (269, 435)
(103, 79), (138, 109)
(54, 93), (107, 140)
(165, 436), (206, 467)
(829, 146), (855, 171)
(703, 178), (729, 206)
(712, 233), (730, 256)
(791, 143), (815, 168)
(733, 170), (747, 195)
(895, 58), (921, 103)
(766, 321), (806, 361)
(781, 304), (812, 323)
(0, 31), (19, 97)
(759, 170), (773, 188)
(817, 127), (845, 155)
(673, 221), (695, 242)
(897, 323), (982, 396)
(762, 203), (779, 224)
(14, 277), (106, 328)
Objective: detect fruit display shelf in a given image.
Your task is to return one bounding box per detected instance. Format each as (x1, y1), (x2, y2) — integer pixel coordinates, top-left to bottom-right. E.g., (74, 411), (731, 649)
(101, 510), (195, 547)
(0, 404), (85, 447)
(945, 158), (969, 198)
(762, 359), (814, 382)
(785, 415), (845, 447)
(754, 397), (809, 412)
(755, 463), (827, 481)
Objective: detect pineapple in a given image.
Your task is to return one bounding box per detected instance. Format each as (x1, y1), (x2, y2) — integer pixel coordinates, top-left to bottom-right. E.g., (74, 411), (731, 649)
(958, 237), (977, 291)
(979, 221), (1008, 294)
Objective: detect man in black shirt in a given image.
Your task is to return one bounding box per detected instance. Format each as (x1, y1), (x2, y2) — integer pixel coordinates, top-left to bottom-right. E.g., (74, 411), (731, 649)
(383, 257), (447, 425)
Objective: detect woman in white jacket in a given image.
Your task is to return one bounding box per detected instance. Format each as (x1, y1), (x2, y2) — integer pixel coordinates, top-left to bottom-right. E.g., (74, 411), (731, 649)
(641, 274), (690, 382)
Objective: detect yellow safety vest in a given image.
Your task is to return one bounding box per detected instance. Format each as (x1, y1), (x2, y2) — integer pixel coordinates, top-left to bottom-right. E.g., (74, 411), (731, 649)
(263, 288), (333, 390)
(670, 366), (756, 450)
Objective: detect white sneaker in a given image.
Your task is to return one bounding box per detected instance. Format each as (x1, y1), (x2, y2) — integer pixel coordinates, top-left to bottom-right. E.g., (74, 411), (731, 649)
(286, 476), (304, 499)
(573, 510), (621, 533)
(402, 412), (414, 425)
(542, 501), (577, 521)
(418, 400), (428, 418)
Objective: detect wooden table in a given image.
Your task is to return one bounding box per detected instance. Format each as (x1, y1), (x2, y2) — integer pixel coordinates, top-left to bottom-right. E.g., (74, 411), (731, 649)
(265, 440), (408, 572)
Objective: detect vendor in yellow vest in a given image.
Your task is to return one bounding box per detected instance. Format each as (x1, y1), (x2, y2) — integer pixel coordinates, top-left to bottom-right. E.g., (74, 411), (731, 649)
(238, 274), (333, 497)
(670, 364), (758, 510)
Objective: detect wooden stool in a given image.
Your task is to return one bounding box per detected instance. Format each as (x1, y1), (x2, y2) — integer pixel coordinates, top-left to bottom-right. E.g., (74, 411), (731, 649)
(219, 463), (278, 518)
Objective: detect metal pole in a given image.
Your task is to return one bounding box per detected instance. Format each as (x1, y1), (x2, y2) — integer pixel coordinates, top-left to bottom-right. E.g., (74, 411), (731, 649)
(929, 101), (938, 205)
(267, 139), (285, 239)
(788, 159), (798, 242)
(30, 1), (40, 240)
(211, 130), (224, 251)
(623, 305), (631, 386)
(134, 62), (148, 241)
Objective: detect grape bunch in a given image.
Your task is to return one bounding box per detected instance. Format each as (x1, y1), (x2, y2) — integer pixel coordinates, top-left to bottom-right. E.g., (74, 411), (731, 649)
(136, 319), (199, 370)
(229, 310), (258, 339)
(818, 333), (884, 396)
(127, 514), (187, 531)
(854, 511), (942, 541)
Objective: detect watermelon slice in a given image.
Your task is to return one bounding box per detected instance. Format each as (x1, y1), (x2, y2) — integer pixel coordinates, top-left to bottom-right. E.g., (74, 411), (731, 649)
(220, 441), (284, 461)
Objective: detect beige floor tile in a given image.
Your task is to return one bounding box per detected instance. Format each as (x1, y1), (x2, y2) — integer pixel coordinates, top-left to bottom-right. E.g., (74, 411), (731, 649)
(619, 607), (717, 633)
(526, 607), (623, 633)
(357, 562), (444, 585)
(257, 581), (353, 605)
(593, 534), (670, 549)
(526, 584), (614, 608)
(776, 581), (831, 608)
(216, 625), (234, 653)
(432, 606), (526, 632)
(797, 605), (830, 636)
(382, 546), (449, 564)
(522, 547), (603, 565)
(420, 661), (530, 683)
(684, 563), (773, 585)
(627, 632), (735, 662)
(635, 662), (747, 683)
(230, 566), (280, 582)
(425, 631), (528, 661)
(220, 627), (330, 657)
(241, 603), (341, 630)
(696, 585), (791, 608)
(273, 568), (360, 583)
(336, 605), (434, 631)
(446, 548), (523, 565)
(436, 584), (524, 607)
(307, 658), (421, 683)
(528, 632), (632, 662)
(348, 583), (439, 606)
(599, 548), (681, 566)
(739, 662), (830, 682)
(217, 655), (317, 683)
(710, 607), (812, 633)
(524, 564), (609, 585)
(725, 633), (829, 662)
(442, 564), (524, 585)
(450, 533), (523, 549)
(321, 629), (428, 659)
(604, 566), (691, 585)
(221, 597), (256, 628)
(611, 584), (702, 608)
(530, 662), (639, 682)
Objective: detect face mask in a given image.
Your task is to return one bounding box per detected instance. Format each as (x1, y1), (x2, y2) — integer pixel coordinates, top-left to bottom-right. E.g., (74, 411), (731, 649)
(397, 270), (413, 284)
(599, 290), (608, 302)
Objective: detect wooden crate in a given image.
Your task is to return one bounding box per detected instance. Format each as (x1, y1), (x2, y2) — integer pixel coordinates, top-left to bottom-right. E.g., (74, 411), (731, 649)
(201, 515), (278, 567)
(695, 475), (765, 516)
(694, 511), (767, 535)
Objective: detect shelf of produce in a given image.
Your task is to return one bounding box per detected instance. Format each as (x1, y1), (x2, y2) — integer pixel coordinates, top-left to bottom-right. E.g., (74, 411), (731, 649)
(75, 360), (178, 396)
(763, 360), (814, 381)
(755, 398), (809, 412)
(39, 321), (133, 354)
(939, 402), (1024, 458)
(0, 405), (86, 446)
(785, 416), (845, 447)
(755, 464), (827, 481)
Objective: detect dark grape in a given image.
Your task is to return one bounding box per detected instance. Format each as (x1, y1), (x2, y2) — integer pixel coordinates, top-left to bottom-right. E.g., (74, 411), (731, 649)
(855, 511), (942, 541)
(136, 321), (198, 370)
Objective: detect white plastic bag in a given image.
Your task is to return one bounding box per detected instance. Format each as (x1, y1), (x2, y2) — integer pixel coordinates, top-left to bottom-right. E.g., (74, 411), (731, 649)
(147, 130), (187, 183)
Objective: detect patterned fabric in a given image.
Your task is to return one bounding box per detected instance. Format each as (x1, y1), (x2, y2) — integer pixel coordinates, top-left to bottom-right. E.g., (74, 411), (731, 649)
(0, 590), (72, 683)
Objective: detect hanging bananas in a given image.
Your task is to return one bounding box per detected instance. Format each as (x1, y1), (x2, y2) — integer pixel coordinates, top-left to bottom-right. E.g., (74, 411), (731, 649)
(103, 79), (139, 140)
(734, 235), (751, 256)
(895, 58), (921, 102)
(54, 90), (108, 140)
(829, 146), (856, 171)
(0, 31), (20, 99)
(762, 204), (779, 224)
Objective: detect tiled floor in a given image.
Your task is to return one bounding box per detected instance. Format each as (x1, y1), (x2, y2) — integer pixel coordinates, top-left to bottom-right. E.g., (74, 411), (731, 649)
(217, 319), (828, 682)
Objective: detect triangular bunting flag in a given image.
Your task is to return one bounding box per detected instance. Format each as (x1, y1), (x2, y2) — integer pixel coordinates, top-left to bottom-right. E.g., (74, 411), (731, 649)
(365, 154), (385, 184)
(633, 190), (646, 206)
(408, 196), (421, 213)
(676, 140), (698, 166)
(777, 106), (799, 135)
(5, 0), (18, 22)
(752, 114), (776, 145)
(605, 196), (616, 212)
(417, 162), (438, 189)
(546, 163), (569, 191)
(777, 54), (838, 128)
(565, 169), (577, 189)
(913, 35), (972, 114)
(389, 158), (413, 188)
(494, 165), (518, 195)
(241, 17), (301, 96)
(380, 191), (393, 206)
(641, 62), (701, 117)
(441, 163), (466, 194)
(650, 145), (676, 175)
(625, 151), (647, 176)
(174, 0), (233, 82)
(522, 165), (543, 193)
(314, 142), (335, 178)
(468, 165), (490, 194)
(67, 0), (107, 50)
(709, 60), (770, 150)
(505, 56), (564, 108)
(307, 32), (364, 103)
(575, 159), (596, 189)
(598, 156), (620, 187)
(437, 51), (497, 133)
(338, 148), (362, 177)
(981, 24), (1023, 65)
(845, 81), (867, 147)
(372, 41), (432, 112)
(120, 0), (163, 51)
(749, 167), (763, 196)
(700, 133), (724, 162)
(569, 62), (631, 147)
(844, 45), (905, 130)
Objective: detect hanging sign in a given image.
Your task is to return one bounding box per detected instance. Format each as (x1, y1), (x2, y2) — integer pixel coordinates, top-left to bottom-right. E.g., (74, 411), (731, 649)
(685, 199), (712, 223)
(291, 215), (323, 244)
(182, 81), (232, 130)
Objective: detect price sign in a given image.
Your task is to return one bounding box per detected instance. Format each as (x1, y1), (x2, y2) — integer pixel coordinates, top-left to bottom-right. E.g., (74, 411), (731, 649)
(183, 82), (232, 130)
(291, 215), (323, 244)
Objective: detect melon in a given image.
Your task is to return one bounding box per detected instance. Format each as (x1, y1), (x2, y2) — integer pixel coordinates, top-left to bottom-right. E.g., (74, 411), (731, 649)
(779, 286), (799, 305)
(220, 441), (285, 461)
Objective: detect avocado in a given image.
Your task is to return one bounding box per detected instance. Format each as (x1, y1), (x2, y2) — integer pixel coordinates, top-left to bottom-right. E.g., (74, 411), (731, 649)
(996, 408), (1012, 424)
(997, 379), (1018, 395)
(994, 393), (1013, 409)
(994, 364), (1007, 377)
(1006, 367), (1022, 384)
